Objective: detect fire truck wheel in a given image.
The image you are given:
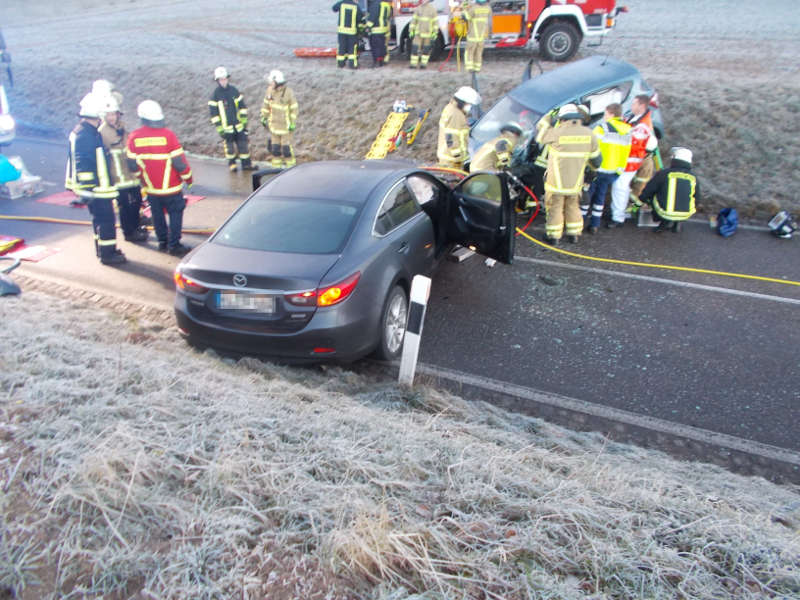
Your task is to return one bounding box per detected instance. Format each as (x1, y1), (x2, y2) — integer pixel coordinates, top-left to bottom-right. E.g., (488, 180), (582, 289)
(539, 22), (580, 62)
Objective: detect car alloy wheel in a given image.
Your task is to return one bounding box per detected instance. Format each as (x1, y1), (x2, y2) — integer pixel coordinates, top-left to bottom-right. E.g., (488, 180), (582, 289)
(376, 285), (408, 361)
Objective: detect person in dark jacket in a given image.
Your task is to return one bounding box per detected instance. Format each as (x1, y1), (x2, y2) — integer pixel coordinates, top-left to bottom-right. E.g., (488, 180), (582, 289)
(333, 0), (364, 69)
(366, 0), (392, 67)
(639, 147), (699, 233)
(208, 66), (253, 171)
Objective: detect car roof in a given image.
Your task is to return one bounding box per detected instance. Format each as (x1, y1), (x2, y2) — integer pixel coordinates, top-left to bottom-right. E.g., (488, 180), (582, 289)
(509, 55), (641, 113)
(261, 160), (420, 204)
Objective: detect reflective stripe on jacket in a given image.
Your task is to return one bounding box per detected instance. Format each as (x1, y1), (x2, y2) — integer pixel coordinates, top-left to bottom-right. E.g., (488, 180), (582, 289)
(593, 117), (632, 174)
(540, 120), (601, 195)
(126, 126), (192, 196)
(464, 3), (492, 42)
(624, 110), (656, 172)
(639, 162), (698, 221)
(65, 121), (118, 200)
(209, 84), (248, 134)
(260, 84), (299, 136)
(411, 2), (439, 38)
(334, 0), (362, 34)
(99, 120), (139, 189)
(437, 99), (469, 164)
(367, 1), (392, 34)
(470, 133), (516, 172)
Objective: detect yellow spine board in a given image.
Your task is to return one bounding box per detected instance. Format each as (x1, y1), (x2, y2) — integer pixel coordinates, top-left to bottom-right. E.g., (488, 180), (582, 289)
(365, 112), (410, 160)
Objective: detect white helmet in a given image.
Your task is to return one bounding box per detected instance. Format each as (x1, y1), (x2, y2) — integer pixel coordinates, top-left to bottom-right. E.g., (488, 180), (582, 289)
(92, 79), (114, 96)
(267, 69), (286, 85)
(137, 99), (164, 122)
(78, 93), (104, 119)
(557, 103), (581, 120)
(454, 86), (480, 106)
(100, 94), (120, 115)
(671, 147), (693, 164)
(214, 66), (229, 80)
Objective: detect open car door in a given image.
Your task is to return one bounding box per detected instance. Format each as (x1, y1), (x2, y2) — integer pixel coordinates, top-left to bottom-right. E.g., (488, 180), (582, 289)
(445, 172), (515, 264)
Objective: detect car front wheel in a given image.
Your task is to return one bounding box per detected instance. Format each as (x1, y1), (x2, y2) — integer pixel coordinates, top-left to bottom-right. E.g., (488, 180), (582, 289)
(374, 285), (408, 361)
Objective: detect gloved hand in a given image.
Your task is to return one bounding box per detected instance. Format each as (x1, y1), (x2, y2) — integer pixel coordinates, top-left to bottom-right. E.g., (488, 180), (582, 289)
(216, 126), (224, 136)
(260, 116), (268, 128)
(288, 123), (296, 132)
(548, 108), (559, 126)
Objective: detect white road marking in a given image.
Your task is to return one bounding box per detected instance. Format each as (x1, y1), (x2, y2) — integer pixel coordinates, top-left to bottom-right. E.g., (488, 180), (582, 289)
(515, 256), (800, 306)
(417, 363), (800, 468)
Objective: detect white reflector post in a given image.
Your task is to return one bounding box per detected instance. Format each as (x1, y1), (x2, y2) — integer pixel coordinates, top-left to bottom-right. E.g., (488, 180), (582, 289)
(398, 274), (431, 386)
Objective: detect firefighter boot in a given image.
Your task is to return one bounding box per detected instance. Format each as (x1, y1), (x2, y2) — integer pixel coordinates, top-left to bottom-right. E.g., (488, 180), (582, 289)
(241, 158), (256, 171)
(228, 159), (238, 172)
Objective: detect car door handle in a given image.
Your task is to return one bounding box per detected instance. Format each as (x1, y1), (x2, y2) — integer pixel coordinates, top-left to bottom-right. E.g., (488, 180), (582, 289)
(397, 241), (409, 254)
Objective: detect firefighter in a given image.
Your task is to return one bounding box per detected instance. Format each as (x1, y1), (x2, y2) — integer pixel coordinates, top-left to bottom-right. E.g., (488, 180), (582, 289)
(639, 147), (698, 233)
(208, 66), (253, 171)
(409, 0), (439, 69)
(462, 0), (492, 73)
(470, 121), (522, 172)
(583, 102), (632, 234)
(260, 70), (299, 168)
(366, 0), (392, 67)
(538, 103), (602, 244)
(609, 93), (657, 227)
(98, 94), (148, 243)
(65, 93), (125, 265)
(437, 86), (480, 170)
(127, 100), (194, 257)
(333, 0), (364, 69)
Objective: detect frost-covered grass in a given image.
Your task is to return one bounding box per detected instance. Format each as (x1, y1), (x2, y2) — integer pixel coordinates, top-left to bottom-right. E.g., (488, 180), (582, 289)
(0, 291), (798, 599)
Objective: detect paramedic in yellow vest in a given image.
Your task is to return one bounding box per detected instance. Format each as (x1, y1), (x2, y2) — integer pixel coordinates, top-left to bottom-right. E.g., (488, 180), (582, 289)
(437, 86), (479, 170)
(583, 102), (632, 233)
(639, 147), (699, 234)
(333, 0), (364, 69)
(366, 0), (392, 67)
(470, 121), (522, 172)
(409, 0), (439, 69)
(463, 0), (492, 72)
(98, 94), (149, 243)
(538, 103), (602, 244)
(260, 70), (299, 168)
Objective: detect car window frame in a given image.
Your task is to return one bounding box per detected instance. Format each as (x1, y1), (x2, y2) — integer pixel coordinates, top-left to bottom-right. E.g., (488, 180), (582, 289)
(371, 177), (425, 238)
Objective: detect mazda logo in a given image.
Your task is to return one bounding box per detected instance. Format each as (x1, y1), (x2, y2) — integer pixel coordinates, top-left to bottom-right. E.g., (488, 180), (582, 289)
(232, 274), (248, 287)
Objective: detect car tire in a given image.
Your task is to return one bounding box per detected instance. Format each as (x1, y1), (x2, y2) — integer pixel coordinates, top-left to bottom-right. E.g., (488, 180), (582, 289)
(539, 22), (580, 62)
(374, 285), (408, 361)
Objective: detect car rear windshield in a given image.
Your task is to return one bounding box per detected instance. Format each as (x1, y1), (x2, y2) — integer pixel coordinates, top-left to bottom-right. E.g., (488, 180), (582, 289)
(213, 197), (360, 254)
(471, 96), (542, 149)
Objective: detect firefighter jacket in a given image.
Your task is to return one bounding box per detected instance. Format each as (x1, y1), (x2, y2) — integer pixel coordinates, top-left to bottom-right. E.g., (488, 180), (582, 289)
(99, 120), (139, 190)
(209, 84), (247, 135)
(65, 120), (118, 200)
(437, 99), (469, 164)
(333, 0), (363, 35)
(639, 160), (698, 221)
(470, 132), (518, 172)
(624, 109), (656, 172)
(592, 117), (632, 175)
(126, 125), (193, 196)
(260, 84), (298, 136)
(366, 0), (392, 34)
(464, 2), (492, 42)
(410, 1), (439, 39)
(539, 119), (601, 195)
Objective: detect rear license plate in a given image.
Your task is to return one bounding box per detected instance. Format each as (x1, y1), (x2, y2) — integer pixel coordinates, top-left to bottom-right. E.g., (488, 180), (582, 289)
(217, 291), (275, 312)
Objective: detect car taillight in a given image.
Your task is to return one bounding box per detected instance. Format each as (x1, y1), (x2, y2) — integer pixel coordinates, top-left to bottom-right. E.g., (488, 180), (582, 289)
(285, 290), (317, 307)
(318, 272), (360, 307)
(649, 92), (659, 109)
(174, 270), (208, 293)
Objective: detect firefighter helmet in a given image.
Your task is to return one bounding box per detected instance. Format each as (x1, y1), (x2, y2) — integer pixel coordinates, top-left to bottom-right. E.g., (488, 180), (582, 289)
(454, 86), (480, 106)
(577, 104), (591, 124)
(78, 93), (104, 119)
(671, 147), (692, 163)
(137, 99), (164, 122)
(92, 79), (114, 96)
(500, 121), (523, 136)
(557, 103), (581, 121)
(768, 210), (797, 239)
(214, 66), (229, 80)
(267, 69), (286, 85)
(100, 94), (121, 115)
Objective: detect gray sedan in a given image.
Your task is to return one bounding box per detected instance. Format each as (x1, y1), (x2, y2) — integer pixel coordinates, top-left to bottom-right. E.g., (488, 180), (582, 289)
(174, 160), (515, 362)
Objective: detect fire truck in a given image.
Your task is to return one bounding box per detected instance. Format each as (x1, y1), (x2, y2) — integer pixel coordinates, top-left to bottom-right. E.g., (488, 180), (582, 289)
(391, 0), (626, 62)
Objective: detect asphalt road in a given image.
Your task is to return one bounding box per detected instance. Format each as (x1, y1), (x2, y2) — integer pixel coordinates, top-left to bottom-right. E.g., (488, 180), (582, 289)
(2, 137), (799, 463)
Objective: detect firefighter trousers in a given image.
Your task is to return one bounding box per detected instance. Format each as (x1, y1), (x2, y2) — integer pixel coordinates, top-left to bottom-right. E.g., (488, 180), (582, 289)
(370, 33), (387, 64)
(545, 192), (583, 240)
(410, 35), (434, 67)
(465, 40), (485, 72)
(222, 130), (251, 166)
(117, 186), (143, 237)
(87, 196), (118, 260)
(147, 192), (186, 250)
(337, 33), (358, 68)
(630, 155), (655, 198)
(267, 132), (295, 168)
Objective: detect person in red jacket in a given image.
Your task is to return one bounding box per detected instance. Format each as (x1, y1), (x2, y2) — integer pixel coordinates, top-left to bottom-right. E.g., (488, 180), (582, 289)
(126, 100), (193, 257)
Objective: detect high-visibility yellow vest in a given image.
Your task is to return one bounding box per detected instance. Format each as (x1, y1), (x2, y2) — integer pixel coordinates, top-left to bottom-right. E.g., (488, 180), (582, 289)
(593, 117), (632, 175)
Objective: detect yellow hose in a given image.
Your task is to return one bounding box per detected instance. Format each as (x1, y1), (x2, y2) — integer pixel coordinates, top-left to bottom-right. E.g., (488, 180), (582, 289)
(515, 227), (800, 287)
